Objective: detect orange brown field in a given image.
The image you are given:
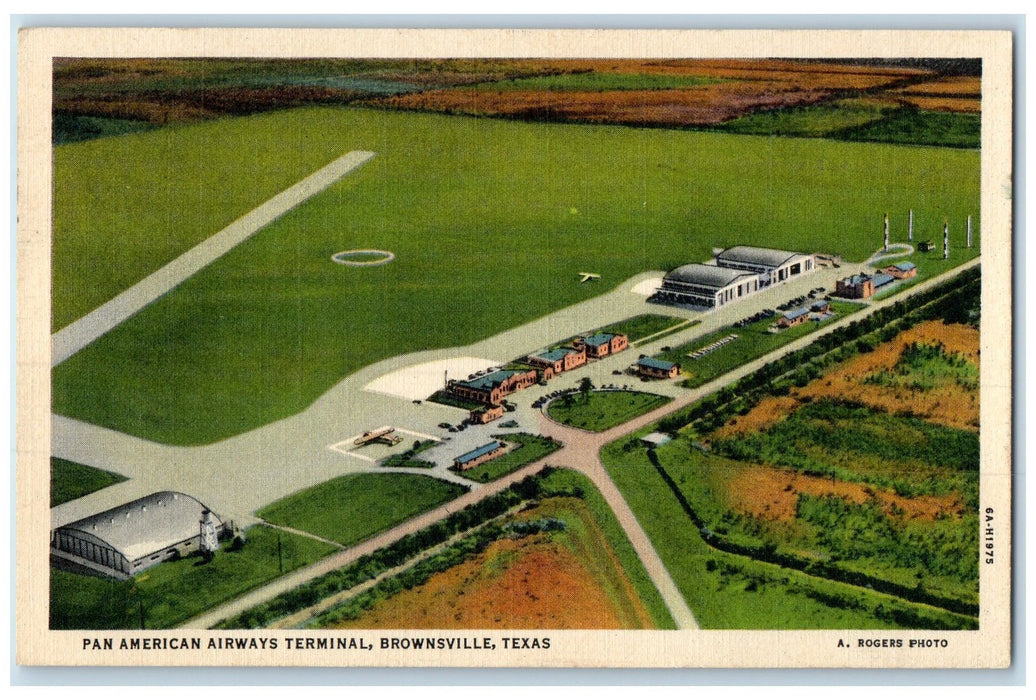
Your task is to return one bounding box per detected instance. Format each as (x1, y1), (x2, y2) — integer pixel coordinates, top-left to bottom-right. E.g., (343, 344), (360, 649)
(326, 498), (654, 629)
(894, 75), (981, 96)
(370, 59), (929, 128)
(897, 95), (982, 113)
(714, 321), (980, 437)
(725, 464), (966, 523)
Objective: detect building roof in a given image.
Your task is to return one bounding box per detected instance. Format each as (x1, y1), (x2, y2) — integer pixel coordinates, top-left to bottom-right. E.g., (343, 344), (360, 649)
(638, 357), (678, 371)
(54, 491), (221, 562)
(664, 263), (755, 289)
(892, 261), (917, 272)
(534, 347), (579, 363)
(841, 273), (873, 286)
(455, 441), (504, 464)
(582, 332), (617, 347)
(873, 272), (895, 288)
(458, 369), (520, 391)
(716, 246), (806, 269)
(783, 307), (811, 321)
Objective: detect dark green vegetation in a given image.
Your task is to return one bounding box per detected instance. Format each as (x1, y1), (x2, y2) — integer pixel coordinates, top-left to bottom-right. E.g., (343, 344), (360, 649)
(716, 100), (980, 149)
(53, 112), (160, 145)
(465, 72), (723, 92)
(380, 440), (438, 468)
(864, 341), (979, 391)
(603, 269), (981, 628)
(258, 473), (466, 547)
(50, 457), (126, 507)
(457, 433), (562, 483)
(658, 300), (864, 388)
(594, 313), (689, 343)
(50, 525), (335, 629)
(546, 390), (670, 432)
(52, 107), (980, 445)
(219, 468), (674, 629)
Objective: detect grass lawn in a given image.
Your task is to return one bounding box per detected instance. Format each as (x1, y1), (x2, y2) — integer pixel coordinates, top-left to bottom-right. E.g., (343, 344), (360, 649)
(50, 525), (335, 629)
(659, 300), (864, 388)
(50, 457), (127, 507)
(257, 473), (467, 546)
(52, 106), (980, 445)
(594, 313), (688, 343)
(380, 440), (438, 468)
(455, 433), (561, 483)
(546, 390), (671, 432)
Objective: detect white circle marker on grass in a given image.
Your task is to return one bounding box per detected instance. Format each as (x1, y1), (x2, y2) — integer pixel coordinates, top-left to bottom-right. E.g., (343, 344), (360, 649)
(331, 249), (396, 266)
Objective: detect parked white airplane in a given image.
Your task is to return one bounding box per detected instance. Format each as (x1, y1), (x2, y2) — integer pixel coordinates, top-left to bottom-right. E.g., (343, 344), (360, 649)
(578, 272), (601, 283)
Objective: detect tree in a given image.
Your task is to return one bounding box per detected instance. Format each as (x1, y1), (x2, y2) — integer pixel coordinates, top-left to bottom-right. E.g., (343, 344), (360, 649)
(578, 377), (594, 403)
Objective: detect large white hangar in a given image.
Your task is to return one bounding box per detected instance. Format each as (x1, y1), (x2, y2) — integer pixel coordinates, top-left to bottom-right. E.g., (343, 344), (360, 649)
(51, 491), (225, 579)
(715, 246), (817, 286)
(657, 245), (816, 309)
(656, 263), (761, 308)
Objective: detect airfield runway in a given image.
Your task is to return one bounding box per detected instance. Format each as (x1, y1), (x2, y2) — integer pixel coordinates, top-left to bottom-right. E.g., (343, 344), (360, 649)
(50, 150), (376, 367)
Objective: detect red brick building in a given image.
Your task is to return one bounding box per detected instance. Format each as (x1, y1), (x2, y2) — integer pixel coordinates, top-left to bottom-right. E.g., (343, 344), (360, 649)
(578, 332), (629, 359)
(527, 346), (587, 375)
(446, 368), (538, 406)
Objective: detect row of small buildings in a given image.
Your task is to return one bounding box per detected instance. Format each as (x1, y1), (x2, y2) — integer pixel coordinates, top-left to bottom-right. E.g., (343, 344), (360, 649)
(445, 332), (630, 421)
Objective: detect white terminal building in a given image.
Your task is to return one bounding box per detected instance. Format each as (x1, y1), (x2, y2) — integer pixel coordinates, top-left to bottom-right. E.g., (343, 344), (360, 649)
(657, 245), (816, 309)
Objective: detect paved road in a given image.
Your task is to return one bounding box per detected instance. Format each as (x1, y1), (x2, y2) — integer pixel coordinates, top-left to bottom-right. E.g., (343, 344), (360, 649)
(51, 150), (376, 366)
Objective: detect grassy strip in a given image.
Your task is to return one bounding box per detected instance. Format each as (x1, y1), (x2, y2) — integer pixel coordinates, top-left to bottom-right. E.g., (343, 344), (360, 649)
(454, 433), (562, 483)
(258, 473), (467, 547)
(50, 457), (127, 507)
(658, 301), (864, 389)
(594, 314), (689, 343)
(50, 525), (335, 629)
(632, 319), (700, 347)
(546, 390), (670, 432)
(380, 440), (438, 468)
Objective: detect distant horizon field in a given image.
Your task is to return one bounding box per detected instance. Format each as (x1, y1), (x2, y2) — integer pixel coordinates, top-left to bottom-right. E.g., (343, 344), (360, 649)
(52, 105), (980, 445)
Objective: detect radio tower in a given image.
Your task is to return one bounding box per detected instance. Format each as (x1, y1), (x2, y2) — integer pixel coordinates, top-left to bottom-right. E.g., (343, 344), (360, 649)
(883, 212), (889, 252)
(908, 209), (914, 242)
(967, 215), (973, 247)
(943, 220), (950, 259)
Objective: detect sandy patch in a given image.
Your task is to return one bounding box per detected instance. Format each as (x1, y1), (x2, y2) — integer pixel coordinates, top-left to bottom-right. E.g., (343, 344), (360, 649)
(364, 356), (502, 401)
(631, 277), (663, 296)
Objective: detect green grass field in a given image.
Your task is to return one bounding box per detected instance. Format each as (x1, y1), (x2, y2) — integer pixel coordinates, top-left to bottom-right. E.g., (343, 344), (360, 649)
(717, 101), (980, 150)
(546, 390), (670, 432)
(257, 473), (467, 546)
(52, 106), (980, 445)
(50, 525), (335, 629)
(658, 300), (864, 388)
(456, 433), (561, 483)
(50, 457), (127, 507)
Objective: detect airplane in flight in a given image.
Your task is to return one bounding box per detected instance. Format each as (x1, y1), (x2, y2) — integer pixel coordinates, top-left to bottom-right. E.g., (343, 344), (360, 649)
(578, 272), (601, 283)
